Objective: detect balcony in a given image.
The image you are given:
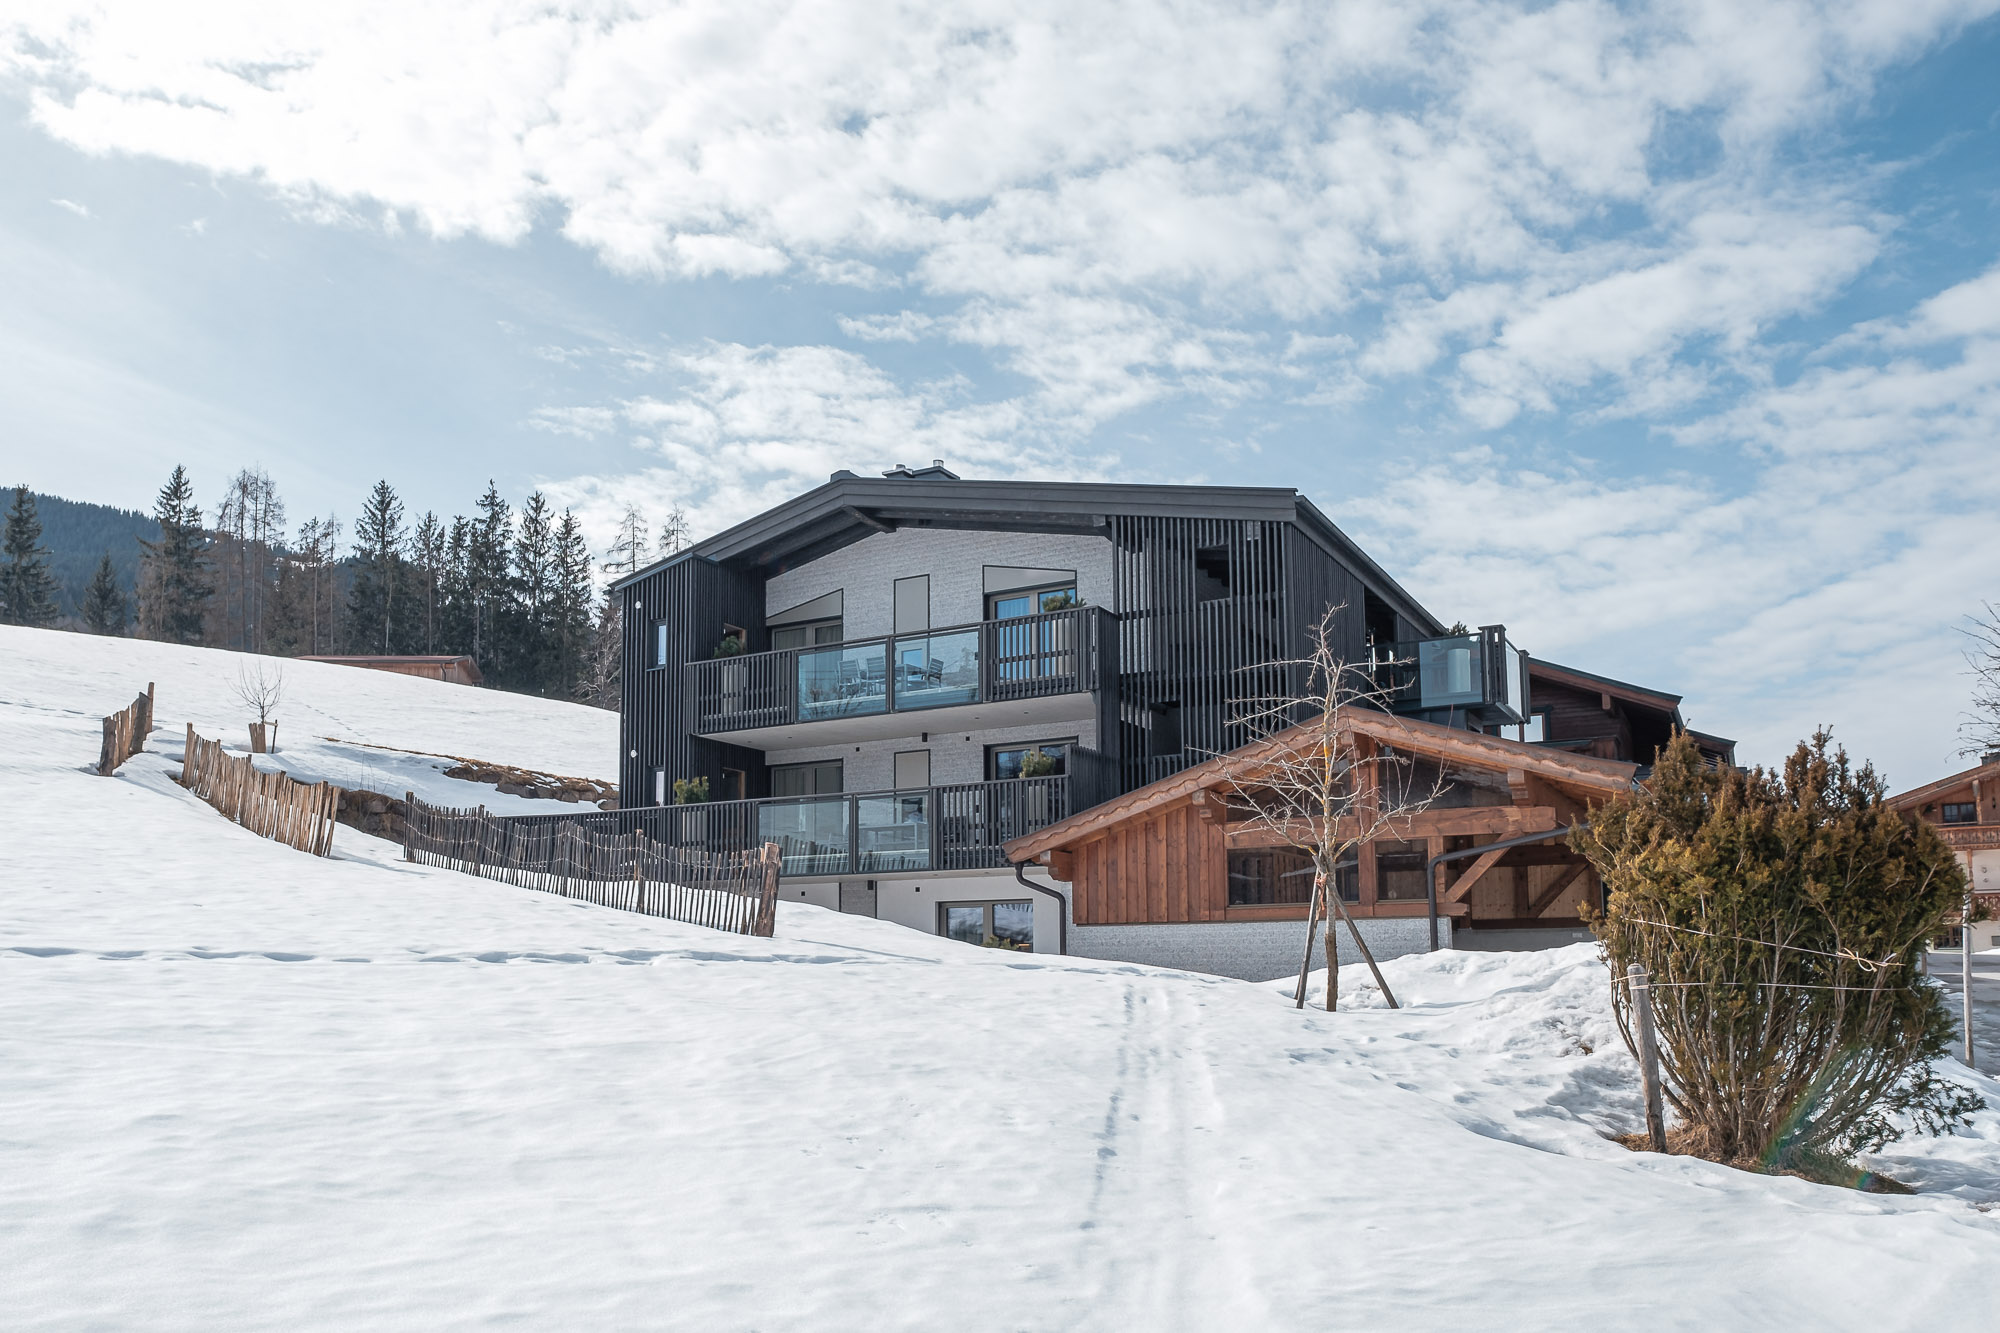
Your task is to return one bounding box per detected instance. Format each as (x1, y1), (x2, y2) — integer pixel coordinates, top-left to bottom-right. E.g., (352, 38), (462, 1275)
(683, 605), (1114, 747)
(1372, 626), (1529, 726)
(561, 774), (1086, 876)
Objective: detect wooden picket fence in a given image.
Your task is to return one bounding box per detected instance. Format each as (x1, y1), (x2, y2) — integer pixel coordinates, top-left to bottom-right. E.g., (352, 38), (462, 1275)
(402, 798), (782, 937)
(97, 682), (155, 776)
(179, 725), (340, 856)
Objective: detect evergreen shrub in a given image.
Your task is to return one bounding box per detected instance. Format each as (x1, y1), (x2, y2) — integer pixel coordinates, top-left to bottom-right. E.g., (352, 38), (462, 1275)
(1574, 732), (1983, 1171)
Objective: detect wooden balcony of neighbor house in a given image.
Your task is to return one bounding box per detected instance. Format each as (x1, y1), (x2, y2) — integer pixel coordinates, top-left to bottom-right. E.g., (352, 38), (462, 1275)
(682, 605), (1115, 747)
(517, 769), (1110, 877)
(1371, 625), (1530, 729)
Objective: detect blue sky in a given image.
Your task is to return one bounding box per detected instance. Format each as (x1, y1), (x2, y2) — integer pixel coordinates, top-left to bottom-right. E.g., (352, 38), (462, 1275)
(3, 1), (1998, 785)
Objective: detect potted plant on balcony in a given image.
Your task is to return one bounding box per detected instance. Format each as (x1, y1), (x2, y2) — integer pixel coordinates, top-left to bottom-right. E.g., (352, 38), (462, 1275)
(712, 632), (745, 659)
(672, 776), (710, 805)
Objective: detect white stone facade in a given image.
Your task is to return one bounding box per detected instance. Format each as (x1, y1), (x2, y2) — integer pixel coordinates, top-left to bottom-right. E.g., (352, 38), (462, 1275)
(763, 526), (1117, 635)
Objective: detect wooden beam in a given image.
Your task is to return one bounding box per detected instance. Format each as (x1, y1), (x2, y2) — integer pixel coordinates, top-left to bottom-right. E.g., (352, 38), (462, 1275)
(1224, 805), (1557, 848)
(1444, 846), (1510, 903)
(1044, 849), (1075, 883)
(1526, 861), (1589, 918)
(1190, 790), (1226, 824)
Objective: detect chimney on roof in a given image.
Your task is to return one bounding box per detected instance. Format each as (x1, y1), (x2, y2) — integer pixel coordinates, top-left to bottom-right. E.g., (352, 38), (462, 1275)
(1985, 747), (2000, 767)
(881, 459), (961, 480)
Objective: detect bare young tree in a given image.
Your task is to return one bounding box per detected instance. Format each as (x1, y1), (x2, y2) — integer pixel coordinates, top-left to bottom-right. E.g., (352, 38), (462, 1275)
(1215, 605), (1443, 1012)
(1960, 600), (2000, 759)
(235, 661), (284, 753)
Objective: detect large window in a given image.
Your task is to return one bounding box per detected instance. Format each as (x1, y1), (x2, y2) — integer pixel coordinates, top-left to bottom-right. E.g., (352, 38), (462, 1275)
(939, 900), (1035, 950)
(771, 619), (842, 652)
(771, 761), (843, 797)
(988, 583), (1077, 619)
(988, 739), (1073, 781)
(1227, 848), (1355, 905)
(1942, 802), (1979, 825)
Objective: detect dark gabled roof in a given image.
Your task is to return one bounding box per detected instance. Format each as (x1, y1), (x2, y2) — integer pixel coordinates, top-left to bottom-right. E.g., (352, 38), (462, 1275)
(610, 473), (1444, 634)
(1531, 659), (1683, 711)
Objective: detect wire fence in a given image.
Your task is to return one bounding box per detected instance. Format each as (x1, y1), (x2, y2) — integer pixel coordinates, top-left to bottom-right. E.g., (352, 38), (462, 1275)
(402, 797), (782, 937)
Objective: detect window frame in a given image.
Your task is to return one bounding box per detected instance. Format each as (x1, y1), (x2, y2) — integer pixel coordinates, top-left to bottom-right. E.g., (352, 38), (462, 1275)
(1941, 802), (1979, 825)
(937, 899), (1036, 951)
(769, 618), (844, 652)
(985, 737), (1077, 781)
(769, 759), (844, 798)
(986, 581), (1078, 621)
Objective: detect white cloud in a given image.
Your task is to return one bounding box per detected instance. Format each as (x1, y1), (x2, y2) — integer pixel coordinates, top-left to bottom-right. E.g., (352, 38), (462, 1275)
(536, 340), (1113, 550)
(12, 0), (1997, 418)
(50, 197), (91, 217)
(1347, 264), (2000, 785)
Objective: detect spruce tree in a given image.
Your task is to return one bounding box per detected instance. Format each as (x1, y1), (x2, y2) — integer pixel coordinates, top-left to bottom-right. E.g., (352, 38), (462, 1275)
(513, 491), (555, 690)
(550, 510), (595, 699)
(137, 466), (211, 644)
(81, 552), (128, 634)
(411, 511), (445, 655)
(467, 483), (513, 681)
(348, 480), (406, 654)
(1, 485), (62, 627)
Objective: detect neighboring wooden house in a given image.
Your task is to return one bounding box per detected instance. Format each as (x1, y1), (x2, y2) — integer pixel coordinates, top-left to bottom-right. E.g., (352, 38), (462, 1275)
(1524, 660), (1735, 768)
(1889, 751), (2000, 951)
(300, 655), (485, 686)
(1003, 707), (1643, 979)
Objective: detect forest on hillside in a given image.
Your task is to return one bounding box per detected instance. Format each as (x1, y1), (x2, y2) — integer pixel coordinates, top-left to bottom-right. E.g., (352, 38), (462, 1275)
(2, 467), (687, 710)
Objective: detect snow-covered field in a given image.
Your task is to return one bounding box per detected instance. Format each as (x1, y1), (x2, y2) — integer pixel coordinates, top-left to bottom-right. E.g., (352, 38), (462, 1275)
(3, 626), (1998, 1330)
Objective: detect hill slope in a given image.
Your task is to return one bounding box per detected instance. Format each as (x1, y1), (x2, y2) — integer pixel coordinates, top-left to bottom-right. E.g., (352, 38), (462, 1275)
(1, 630), (1996, 1329)
(24, 491), (159, 618)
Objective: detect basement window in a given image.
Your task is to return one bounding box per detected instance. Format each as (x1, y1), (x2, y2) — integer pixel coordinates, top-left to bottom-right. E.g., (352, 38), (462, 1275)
(939, 901), (1035, 950)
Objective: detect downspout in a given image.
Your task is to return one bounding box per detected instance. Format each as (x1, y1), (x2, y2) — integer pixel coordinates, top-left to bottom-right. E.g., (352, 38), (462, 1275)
(1425, 822), (1590, 953)
(1015, 861), (1068, 956)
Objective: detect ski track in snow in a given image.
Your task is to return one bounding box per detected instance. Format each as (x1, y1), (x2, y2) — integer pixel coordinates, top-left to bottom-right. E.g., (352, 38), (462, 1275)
(5, 625), (2000, 1330)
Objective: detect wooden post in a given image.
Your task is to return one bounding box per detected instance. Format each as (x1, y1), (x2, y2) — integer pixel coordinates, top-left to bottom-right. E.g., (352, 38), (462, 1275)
(1293, 877), (1324, 1010)
(1324, 906), (1338, 1012)
(404, 792), (417, 862)
(1965, 891), (1977, 1068)
(1629, 963), (1667, 1152)
(1329, 893), (1401, 1010)
(753, 841), (782, 937)
(98, 715), (118, 776)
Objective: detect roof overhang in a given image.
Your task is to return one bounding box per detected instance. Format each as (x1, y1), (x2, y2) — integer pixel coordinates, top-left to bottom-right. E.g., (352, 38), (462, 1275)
(1003, 709), (1640, 863)
(1888, 759), (2000, 811)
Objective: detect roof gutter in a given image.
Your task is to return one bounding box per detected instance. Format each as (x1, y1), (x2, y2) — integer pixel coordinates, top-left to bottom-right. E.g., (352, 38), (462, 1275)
(1015, 862), (1068, 956)
(1425, 823), (1590, 953)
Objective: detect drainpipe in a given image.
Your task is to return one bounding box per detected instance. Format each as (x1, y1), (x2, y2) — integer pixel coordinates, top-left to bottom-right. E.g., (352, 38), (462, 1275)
(1425, 823), (1590, 953)
(1015, 861), (1068, 955)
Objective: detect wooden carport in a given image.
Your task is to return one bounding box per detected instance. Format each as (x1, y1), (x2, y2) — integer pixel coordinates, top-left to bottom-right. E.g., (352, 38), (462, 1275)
(1004, 709), (1641, 934)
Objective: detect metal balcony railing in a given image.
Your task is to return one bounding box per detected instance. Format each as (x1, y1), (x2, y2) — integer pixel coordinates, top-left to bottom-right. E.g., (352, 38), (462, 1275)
(683, 605), (1111, 736)
(1371, 625), (1530, 725)
(509, 771), (1098, 876)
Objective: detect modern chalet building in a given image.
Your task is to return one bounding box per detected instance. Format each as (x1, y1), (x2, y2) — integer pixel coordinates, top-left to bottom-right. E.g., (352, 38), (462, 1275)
(608, 463), (1733, 978)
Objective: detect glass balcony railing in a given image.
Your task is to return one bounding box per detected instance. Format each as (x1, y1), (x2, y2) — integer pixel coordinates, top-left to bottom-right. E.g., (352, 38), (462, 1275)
(684, 606), (1108, 736)
(1372, 626), (1530, 725)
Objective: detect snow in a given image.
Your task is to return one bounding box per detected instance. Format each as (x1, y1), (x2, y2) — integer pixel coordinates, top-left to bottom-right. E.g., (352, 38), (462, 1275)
(4, 626), (1999, 1329)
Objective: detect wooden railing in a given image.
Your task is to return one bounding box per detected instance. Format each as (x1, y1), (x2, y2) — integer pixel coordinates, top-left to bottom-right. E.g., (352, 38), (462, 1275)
(403, 799), (782, 937)
(179, 726), (340, 856)
(97, 682), (155, 776)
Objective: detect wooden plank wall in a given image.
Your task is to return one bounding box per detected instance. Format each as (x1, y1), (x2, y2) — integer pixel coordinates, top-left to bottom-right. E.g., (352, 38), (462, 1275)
(1070, 798), (1226, 925)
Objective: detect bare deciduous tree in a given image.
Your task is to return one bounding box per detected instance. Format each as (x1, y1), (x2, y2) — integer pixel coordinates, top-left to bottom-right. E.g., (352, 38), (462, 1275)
(1214, 605), (1442, 1012)
(1960, 600), (2000, 759)
(235, 661), (284, 753)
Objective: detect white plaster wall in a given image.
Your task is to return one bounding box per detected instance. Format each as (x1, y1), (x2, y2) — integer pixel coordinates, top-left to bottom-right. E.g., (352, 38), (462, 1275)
(764, 526), (1116, 637)
(764, 717), (1099, 791)
(784, 868), (1066, 953)
(1069, 915), (1452, 983)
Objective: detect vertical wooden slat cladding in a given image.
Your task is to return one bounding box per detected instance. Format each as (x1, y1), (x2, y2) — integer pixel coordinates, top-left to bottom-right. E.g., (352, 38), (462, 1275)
(1063, 797), (1234, 926)
(620, 554), (768, 808)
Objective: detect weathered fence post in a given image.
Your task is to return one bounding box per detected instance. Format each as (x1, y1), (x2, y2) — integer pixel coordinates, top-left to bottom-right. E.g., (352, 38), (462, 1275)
(403, 792), (417, 862)
(133, 683), (153, 753)
(753, 841), (782, 937)
(1629, 963), (1667, 1152)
